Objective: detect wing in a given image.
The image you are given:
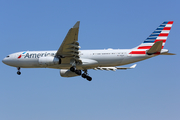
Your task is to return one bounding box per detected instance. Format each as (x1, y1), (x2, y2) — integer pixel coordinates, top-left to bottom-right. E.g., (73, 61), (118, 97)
(56, 21), (81, 63)
(94, 64), (137, 71)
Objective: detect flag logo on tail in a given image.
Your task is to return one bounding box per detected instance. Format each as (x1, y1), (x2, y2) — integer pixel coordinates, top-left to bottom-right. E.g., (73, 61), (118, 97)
(130, 21), (173, 54)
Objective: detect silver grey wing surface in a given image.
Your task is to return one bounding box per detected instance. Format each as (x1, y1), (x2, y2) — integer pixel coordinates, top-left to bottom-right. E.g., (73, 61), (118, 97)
(94, 64), (137, 71)
(55, 21), (81, 63)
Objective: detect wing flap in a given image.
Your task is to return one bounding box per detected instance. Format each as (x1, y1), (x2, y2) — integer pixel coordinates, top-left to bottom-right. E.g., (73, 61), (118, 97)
(94, 67), (117, 71)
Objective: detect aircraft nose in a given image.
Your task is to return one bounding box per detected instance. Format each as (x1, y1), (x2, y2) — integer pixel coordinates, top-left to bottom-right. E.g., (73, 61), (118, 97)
(2, 58), (7, 64)
(2, 55), (17, 67)
(2, 57), (11, 65)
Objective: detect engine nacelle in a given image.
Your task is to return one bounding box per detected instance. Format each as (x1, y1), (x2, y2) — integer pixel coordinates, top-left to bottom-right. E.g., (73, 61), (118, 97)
(39, 56), (61, 65)
(60, 69), (79, 77)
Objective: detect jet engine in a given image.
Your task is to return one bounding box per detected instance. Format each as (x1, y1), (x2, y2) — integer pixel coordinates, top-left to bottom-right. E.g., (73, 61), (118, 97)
(39, 56), (61, 65)
(60, 69), (79, 77)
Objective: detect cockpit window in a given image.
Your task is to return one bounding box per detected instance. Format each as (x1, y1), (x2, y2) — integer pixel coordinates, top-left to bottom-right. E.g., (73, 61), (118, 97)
(6, 56), (9, 58)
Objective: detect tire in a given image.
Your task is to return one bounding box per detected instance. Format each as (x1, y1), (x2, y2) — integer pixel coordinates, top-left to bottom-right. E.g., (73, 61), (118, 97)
(82, 73), (86, 78)
(70, 67), (75, 72)
(75, 70), (81, 75)
(17, 71), (21, 75)
(86, 76), (92, 81)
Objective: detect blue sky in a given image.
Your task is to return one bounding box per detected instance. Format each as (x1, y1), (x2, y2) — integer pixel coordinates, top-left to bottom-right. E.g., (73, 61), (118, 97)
(0, 0), (180, 120)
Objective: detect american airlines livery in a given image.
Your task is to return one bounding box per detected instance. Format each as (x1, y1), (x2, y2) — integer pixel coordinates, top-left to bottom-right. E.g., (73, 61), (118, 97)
(2, 21), (175, 81)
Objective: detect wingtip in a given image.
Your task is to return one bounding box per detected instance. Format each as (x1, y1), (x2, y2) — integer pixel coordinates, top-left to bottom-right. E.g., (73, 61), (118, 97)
(130, 64), (137, 68)
(161, 53), (176, 55)
(73, 21), (80, 28)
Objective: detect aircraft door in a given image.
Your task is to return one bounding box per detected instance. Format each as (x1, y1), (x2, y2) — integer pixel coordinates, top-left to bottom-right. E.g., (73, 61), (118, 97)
(117, 52), (127, 64)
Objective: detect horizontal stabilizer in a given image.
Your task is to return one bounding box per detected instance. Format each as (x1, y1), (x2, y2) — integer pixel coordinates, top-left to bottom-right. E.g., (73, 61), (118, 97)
(94, 64), (137, 71)
(161, 52), (176, 55)
(147, 41), (163, 55)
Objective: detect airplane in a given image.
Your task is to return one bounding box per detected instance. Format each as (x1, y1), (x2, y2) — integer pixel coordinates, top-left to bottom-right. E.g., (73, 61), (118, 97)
(2, 21), (175, 81)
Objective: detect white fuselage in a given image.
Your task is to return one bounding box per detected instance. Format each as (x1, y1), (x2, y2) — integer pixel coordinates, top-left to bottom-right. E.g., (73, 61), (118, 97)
(2, 21), (174, 80)
(3, 48), (163, 70)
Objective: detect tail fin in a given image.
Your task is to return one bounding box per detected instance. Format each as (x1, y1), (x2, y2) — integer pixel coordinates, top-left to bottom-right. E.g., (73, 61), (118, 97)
(134, 21), (173, 49)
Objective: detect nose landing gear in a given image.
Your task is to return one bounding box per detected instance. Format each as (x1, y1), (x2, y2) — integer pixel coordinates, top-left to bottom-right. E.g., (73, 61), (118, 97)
(17, 67), (21, 75)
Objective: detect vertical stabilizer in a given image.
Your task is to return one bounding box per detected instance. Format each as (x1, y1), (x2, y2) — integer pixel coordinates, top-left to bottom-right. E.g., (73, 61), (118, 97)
(134, 21), (173, 50)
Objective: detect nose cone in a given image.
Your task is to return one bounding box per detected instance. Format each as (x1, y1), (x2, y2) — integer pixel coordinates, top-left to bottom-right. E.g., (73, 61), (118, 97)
(2, 58), (8, 65)
(2, 57), (13, 66)
(3, 54), (20, 67)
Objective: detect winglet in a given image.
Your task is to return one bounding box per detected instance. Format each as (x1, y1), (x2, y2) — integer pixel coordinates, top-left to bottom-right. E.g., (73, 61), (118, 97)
(73, 21), (80, 28)
(130, 64), (137, 68)
(116, 64), (137, 70)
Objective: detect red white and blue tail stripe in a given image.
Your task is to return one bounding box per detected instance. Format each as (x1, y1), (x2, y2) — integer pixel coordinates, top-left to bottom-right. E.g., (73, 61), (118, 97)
(133, 21), (173, 51)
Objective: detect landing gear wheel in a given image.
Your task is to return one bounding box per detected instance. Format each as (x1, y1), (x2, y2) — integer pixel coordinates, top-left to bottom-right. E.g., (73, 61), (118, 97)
(75, 70), (81, 75)
(70, 67), (75, 72)
(17, 71), (21, 75)
(86, 76), (92, 81)
(82, 73), (86, 78)
(81, 71), (92, 81)
(17, 67), (21, 75)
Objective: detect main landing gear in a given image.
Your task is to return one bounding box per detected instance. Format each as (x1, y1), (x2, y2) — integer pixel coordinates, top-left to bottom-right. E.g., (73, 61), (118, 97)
(82, 70), (92, 81)
(70, 66), (81, 75)
(17, 67), (21, 75)
(82, 73), (92, 81)
(70, 67), (92, 81)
